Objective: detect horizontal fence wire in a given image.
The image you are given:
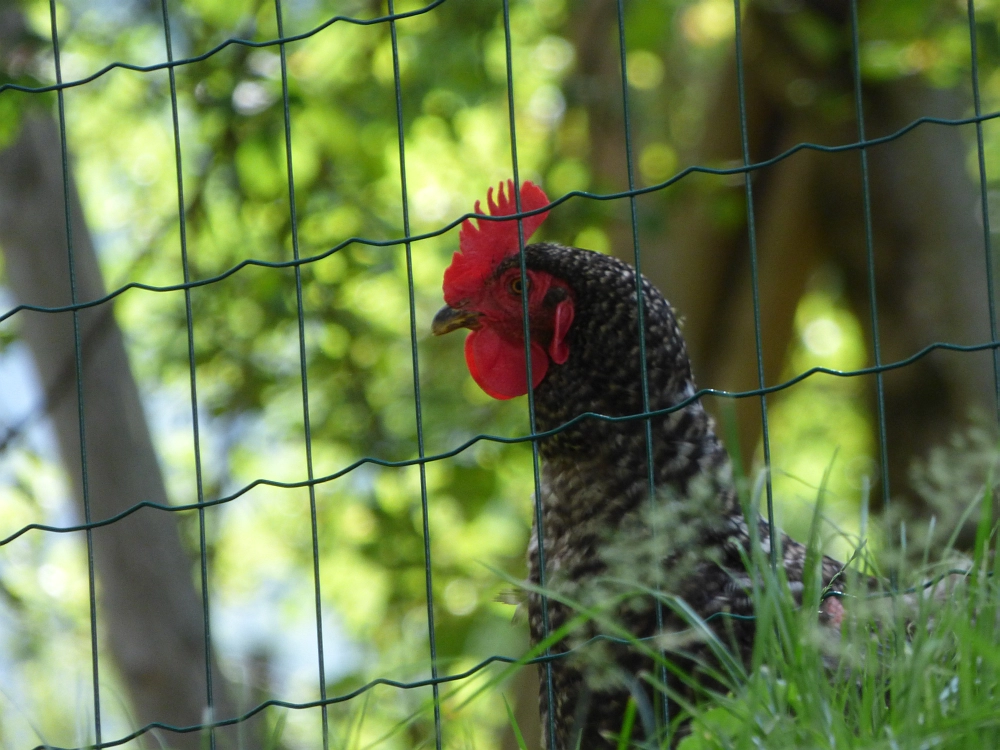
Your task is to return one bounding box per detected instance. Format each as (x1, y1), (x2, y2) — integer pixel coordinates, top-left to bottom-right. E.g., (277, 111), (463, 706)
(0, 1), (997, 749)
(0, 338), (996, 548)
(23, 567), (983, 750)
(8, 626), (756, 750)
(0, 111), (995, 325)
(0, 0), (451, 97)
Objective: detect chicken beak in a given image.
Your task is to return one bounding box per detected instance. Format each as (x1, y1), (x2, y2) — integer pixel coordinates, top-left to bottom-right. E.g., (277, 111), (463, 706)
(432, 305), (481, 335)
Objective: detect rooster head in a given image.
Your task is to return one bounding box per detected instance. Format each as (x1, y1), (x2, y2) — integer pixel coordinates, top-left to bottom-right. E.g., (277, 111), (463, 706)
(431, 180), (574, 400)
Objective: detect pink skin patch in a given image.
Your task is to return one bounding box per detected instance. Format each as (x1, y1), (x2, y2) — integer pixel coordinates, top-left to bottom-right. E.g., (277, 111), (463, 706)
(819, 596), (845, 630)
(548, 299), (574, 365)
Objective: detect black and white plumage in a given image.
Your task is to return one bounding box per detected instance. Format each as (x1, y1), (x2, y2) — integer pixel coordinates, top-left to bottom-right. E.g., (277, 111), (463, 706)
(519, 243), (848, 748)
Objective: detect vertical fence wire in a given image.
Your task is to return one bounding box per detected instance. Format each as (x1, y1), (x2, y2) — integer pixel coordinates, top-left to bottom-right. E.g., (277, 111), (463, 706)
(19, 3), (1000, 747)
(159, 1), (217, 744)
(612, 0), (670, 738)
(47, 1), (102, 743)
(732, 0), (777, 569)
(848, 0), (892, 519)
(499, 2), (558, 748)
(273, 2), (331, 746)
(386, 2), (444, 746)
(966, 0), (1000, 427)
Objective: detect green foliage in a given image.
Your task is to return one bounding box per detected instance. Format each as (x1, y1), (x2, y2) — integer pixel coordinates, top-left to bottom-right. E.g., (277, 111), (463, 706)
(767, 268), (875, 561)
(0, 0), (997, 747)
(495, 473), (1000, 750)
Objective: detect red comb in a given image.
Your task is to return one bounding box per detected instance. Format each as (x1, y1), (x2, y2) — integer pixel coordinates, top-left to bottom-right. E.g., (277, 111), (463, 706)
(443, 180), (550, 305)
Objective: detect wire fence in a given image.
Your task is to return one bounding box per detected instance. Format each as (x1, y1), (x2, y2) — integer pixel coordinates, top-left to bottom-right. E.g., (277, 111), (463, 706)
(0, 0), (998, 748)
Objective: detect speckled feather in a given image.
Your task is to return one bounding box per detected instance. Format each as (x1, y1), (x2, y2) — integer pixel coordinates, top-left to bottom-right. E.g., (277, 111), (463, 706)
(517, 243), (848, 748)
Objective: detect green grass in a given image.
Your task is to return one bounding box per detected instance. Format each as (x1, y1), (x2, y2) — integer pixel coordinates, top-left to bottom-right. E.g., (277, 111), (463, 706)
(643, 477), (1000, 749)
(351, 454), (1000, 750)
(490, 464), (1000, 749)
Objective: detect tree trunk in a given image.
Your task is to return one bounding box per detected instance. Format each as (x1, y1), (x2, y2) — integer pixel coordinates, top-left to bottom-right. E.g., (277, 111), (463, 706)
(0, 114), (241, 749)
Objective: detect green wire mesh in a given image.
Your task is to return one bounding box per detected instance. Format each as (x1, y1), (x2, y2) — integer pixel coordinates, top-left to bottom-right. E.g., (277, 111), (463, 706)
(0, 0), (997, 748)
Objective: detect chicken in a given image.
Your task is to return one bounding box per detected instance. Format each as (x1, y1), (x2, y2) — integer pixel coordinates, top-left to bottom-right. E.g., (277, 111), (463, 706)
(431, 180), (851, 748)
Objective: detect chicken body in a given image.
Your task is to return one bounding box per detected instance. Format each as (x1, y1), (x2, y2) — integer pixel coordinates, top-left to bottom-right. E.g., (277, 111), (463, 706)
(431, 181), (849, 748)
(521, 242), (846, 748)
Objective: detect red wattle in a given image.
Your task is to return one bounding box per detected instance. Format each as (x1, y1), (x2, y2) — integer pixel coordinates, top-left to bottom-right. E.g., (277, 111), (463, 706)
(465, 327), (548, 399)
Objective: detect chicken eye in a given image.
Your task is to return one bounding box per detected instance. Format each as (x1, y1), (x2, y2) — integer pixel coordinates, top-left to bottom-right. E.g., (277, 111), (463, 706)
(509, 276), (527, 295)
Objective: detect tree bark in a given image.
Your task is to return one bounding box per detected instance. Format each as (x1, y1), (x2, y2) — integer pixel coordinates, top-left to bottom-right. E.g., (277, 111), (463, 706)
(0, 114), (240, 749)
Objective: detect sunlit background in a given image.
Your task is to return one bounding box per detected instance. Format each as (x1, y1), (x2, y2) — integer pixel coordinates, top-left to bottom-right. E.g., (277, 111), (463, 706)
(0, 0), (996, 747)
